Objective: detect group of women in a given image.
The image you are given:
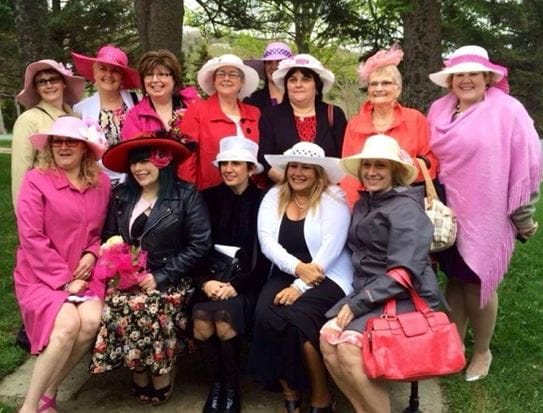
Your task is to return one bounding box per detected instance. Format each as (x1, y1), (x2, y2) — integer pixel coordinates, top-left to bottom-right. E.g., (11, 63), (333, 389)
(11, 39), (541, 413)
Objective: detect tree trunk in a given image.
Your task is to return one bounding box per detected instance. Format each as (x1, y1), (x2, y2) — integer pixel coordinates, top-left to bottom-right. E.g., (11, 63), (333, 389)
(134, 0), (184, 59)
(0, 99), (6, 135)
(14, 0), (51, 70)
(401, 0), (442, 113)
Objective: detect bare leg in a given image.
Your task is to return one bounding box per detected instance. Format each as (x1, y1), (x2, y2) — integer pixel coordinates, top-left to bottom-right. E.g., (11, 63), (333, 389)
(303, 341), (332, 408)
(193, 319), (216, 340)
(446, 278), (469, 341)
(19, 303), (81, 413)
(320, 338), (366, 412)
(279, 379), (301, 413)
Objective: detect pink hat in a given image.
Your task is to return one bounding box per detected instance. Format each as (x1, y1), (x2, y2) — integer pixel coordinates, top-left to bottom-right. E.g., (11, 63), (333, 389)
(71, 45), (140, 90)
(17, 60), (85, 108)
(244, 41), (293, 77)
(358, 44), (404, 86)
(30, 116), (107, 160)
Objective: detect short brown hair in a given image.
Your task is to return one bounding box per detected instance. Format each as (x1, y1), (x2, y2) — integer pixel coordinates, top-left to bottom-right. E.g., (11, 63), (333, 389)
(138, 49), (183, 94)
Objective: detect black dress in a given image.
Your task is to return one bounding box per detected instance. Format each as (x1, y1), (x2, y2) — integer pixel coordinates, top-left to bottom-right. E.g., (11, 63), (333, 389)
(248, 215), (344, 392)
(191, 182), (266, 336)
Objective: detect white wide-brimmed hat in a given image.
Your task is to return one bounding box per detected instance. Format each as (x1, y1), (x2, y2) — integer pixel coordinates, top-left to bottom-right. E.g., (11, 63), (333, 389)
(212, 136), (264, 174)
(340, 134), (418, 185)
(429, 45), (507, 88)
(265, 142), (345, 184)
(197, 54), (260, 99)
(30, 116), (107, 160)
(272, 54), (335, 94)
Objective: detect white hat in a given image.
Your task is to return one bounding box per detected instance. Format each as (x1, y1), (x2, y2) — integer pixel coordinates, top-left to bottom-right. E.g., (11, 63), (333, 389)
(265, 142), (345, 184)
(272, 54), (335, 94)
(212, 136), (264, 174)
(197, 54), (260, 99)
(340, 134), (418, 185)
(429, 45), (506, 88)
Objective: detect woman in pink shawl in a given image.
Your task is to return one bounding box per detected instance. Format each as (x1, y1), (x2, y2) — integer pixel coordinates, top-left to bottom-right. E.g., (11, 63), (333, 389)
(427, 45), (541, 382)
(14, 116), (110, 412)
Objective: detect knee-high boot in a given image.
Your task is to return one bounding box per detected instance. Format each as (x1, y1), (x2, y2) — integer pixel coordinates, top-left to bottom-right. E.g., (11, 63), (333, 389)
(196, 336), (223, 413)
(220, 335), (242, 413)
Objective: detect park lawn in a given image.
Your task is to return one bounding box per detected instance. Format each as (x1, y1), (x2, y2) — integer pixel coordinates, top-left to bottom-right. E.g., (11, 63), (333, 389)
(0, 154), (541, 412)
(0, 141), (11, 148)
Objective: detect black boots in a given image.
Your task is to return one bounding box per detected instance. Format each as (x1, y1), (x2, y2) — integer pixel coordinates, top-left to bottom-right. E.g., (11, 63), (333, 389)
(203, 381), (223, 413)
(197, 337), (223, 413)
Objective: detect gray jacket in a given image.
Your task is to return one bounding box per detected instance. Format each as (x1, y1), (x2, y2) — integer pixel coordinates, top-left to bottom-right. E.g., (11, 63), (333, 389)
(326, 186), (442, 331)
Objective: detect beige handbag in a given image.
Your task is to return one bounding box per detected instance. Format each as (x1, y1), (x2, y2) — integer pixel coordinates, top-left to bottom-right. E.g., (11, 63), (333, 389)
(417, 159), (457, 252)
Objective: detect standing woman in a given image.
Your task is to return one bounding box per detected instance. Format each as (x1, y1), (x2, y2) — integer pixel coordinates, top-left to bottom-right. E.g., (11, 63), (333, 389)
(320, 134), (441, 413)
(192, 136), (267, 413)
(427, 46), (541, 381)
(340, 45), (438, 207)
(248, 142), (353, 413)
(258, 54), (347, 184)
(90, 131), (211, 406)
(11, 59), (84, 206)
(178, 54), (260, 190)
(244, 41), (293, 111)
(15, 116), (110, 413)
(121, 49), (200, 140)
(72, 45), (141, 185)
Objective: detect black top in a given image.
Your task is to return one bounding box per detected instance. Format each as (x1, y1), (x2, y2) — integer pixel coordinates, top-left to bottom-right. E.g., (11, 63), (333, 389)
(278, 216), (312, 263)
(244, 86), (274, 113)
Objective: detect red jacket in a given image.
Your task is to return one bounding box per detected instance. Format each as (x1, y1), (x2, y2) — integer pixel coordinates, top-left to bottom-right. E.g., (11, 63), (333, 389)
(178, 93), (260, 190)
(340, 100), (439, 207)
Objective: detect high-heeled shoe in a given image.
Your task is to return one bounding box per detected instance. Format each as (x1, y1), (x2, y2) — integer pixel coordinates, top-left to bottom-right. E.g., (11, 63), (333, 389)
(284, 398), (301, 413)
(38, 394), (57, 413)
(465, 350), (492, 382)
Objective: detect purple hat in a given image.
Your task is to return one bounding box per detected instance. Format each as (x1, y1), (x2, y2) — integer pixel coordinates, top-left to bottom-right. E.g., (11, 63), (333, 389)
(244, 42), (293, 77)
(17, 60), (85, 108)
(71, 45), (141, 90)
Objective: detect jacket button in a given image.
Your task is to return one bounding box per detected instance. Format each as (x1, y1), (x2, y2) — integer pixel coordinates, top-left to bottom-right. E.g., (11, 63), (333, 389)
(246, 127), (251, 135)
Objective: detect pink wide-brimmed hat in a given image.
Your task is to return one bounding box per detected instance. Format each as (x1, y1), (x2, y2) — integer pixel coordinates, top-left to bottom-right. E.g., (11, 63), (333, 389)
(244, 41), (293, 77)
(71, 45), (141, 90)
(30, 116), (108, 160)
(16, 60), (85, 108)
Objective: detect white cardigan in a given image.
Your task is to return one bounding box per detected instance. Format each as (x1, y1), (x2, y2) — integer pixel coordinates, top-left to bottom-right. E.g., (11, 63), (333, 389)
(257, 185), (354, 295)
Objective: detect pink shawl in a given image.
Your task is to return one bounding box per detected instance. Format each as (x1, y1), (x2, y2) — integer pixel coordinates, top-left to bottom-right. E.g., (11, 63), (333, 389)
(428, 87), (542, 305)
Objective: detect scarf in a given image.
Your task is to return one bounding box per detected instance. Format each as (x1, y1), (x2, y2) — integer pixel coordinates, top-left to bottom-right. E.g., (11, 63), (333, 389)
(428, 87), (541, 306)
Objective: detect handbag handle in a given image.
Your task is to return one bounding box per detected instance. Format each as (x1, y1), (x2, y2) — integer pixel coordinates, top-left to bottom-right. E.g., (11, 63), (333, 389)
(383, 269), (433, 316)
(416, 158), (439, 203)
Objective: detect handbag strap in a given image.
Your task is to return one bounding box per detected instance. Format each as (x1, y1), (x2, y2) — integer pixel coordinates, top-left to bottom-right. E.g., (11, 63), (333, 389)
(384, 269), (433, 315)
(416, 158), (438, 203)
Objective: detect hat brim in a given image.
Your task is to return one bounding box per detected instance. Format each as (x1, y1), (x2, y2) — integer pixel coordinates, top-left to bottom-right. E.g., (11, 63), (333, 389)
(197, 62), (260, 99)
(71, 52), (141, 90)
(340, 155), (418, 185)
(272, 66), (335, 94)
(429, 62), (505, 88)
(17, 61), (85, 108)
(264, 154), (345, 184)
(102, 138), (192, 173)
(29, 132), (105, 160)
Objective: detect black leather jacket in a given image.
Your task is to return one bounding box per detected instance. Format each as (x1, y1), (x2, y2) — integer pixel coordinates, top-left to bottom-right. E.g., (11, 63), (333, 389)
(102, 180), (212, 291)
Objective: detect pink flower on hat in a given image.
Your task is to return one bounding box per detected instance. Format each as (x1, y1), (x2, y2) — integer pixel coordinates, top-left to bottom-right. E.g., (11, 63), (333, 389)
(358, 43), (404, 85)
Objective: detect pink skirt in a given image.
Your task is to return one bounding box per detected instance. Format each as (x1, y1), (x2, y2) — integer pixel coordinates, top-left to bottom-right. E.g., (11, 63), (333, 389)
(320, 319), (364, 348)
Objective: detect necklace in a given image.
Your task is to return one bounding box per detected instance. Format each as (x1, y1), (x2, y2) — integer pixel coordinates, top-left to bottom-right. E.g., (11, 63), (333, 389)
(293, 196), (308, 209)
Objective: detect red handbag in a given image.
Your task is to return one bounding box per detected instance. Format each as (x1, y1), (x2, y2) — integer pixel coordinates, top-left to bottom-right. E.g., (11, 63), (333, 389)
(362, 270), (465, 381)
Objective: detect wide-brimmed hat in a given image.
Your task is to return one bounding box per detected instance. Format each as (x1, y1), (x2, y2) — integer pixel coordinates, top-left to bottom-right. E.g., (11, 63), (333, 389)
(265, 142), (345, 184)
(29, 116), (107, 160)
(244, 42), (293, 77)
(17, 60), (85, 108)
(197, 54), (260, 99)
(429, 45), (507, 89)
(71, 45), (141, 89)
(272, 54), (335, 94)
(212, 136), (264, 174)
(340, 134), (418, 185)
(102, 130), (192, 173)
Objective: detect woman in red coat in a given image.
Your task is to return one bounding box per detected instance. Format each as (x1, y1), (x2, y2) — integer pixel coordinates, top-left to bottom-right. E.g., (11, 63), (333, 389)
(178, 54), (261, 190)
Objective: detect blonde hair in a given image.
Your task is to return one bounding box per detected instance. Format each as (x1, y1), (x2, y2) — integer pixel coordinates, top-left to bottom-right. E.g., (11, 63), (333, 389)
(36, 137), (101, 188)
(356, 159), (411, 188)
(277, 163), (331, 213)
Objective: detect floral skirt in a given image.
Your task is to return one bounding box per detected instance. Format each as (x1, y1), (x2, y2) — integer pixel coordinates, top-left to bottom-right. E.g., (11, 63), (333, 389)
(90, 279), (193, 376)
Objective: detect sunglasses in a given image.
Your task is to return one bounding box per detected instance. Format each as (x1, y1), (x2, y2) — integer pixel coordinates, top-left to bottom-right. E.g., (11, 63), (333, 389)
(35, 76), (63, 87)
(51, 138), (81, 148)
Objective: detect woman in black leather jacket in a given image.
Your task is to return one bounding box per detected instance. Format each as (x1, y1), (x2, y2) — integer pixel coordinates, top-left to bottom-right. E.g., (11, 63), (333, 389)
(89, 130), (211, 406)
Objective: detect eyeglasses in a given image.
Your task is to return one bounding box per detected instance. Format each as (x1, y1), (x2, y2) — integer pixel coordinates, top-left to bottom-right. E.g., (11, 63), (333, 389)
(35, 76), (63, 88)
(144, 72), (172, 80)
(51, 138), (81, 148)
(368, 80), (396, 88)
(215, 71), (242, 79)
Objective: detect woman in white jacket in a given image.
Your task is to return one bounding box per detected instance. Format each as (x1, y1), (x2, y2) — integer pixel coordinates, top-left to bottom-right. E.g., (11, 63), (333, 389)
(248, 142), (353, 413)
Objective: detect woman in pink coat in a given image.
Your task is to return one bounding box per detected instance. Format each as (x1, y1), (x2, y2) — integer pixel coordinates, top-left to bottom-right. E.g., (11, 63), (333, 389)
(14, 116), (111, 413)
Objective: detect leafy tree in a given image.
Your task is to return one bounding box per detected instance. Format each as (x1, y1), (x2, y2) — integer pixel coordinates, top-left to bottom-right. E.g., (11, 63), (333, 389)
(14, 0), (52, 68)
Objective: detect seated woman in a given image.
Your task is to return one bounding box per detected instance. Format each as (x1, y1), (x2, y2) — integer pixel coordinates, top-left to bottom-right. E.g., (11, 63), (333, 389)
(191, 136), (267, 413)
(248, 142), (353, 413)
(14, 116), (110, 413)
(320, 134), (441, 413)
(90, 130), (211, 406)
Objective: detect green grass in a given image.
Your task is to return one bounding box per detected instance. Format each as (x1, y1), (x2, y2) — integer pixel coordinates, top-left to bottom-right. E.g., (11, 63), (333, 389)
(0, 154), (27, 379)
(0, 141), (11, 148)
(441, 191), (543, 412)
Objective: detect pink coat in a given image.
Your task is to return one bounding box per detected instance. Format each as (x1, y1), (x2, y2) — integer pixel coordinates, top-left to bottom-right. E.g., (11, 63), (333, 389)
(14, 169), (111, 354)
